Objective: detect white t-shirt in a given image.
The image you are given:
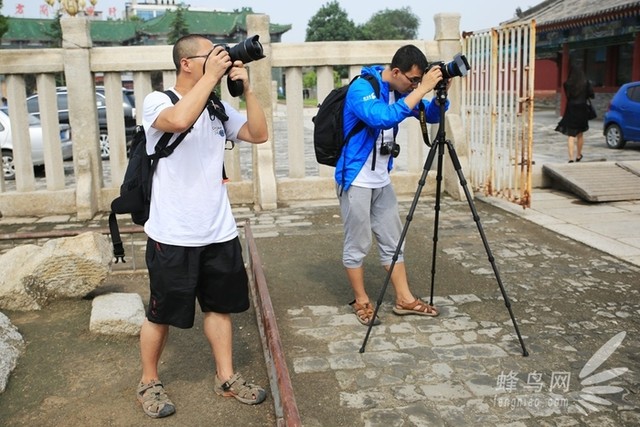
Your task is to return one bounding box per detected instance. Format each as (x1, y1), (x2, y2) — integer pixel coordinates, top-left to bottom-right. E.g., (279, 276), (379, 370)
(352, 91), (395, 189)
(141, 89), (247, 246)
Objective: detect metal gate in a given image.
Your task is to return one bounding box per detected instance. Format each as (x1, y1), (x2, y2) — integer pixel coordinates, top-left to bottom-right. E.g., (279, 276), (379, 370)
(462, 21), (536, 208)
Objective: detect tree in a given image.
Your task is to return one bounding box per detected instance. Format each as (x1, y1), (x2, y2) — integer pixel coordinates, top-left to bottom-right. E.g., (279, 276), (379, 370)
(45, 11), (63, 48)
(305, 1), (361, 42)
(167, 6), (189, 45)
(0, 0), (9, 40)
(360, 7), (419, 40)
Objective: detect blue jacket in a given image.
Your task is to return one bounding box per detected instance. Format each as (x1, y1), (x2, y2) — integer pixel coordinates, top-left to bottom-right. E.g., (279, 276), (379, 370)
(335, 65), (447, 191)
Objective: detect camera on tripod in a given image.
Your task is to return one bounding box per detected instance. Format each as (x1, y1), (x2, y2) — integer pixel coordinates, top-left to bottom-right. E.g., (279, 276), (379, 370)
(429, 53), (470, 79)
(216, 35), (266, 97)
(380, 140), (400, 158)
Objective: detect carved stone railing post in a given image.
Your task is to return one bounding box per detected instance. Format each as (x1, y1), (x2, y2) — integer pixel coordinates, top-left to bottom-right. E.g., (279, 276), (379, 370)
(60, 16), (102, 219)
(246, 14), (278, 210)
(434, 13), (466, 200)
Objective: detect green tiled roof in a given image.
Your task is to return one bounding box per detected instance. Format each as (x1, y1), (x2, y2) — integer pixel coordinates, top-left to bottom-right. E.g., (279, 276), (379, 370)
(142, 10), (240, 36)
(90, 20), (139, 43)
(140, 9), (290, 38)
(2, 17), (57, 42)
(0, 9), (291, 45)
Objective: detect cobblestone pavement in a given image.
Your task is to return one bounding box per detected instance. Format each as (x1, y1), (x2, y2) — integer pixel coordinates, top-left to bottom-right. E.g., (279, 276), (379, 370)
(249, 196), (640, 426)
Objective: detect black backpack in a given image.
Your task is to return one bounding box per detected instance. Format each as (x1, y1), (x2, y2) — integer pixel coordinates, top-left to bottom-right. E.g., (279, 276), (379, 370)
(312, 74), (379, 167)
(108, 90), (227, 262)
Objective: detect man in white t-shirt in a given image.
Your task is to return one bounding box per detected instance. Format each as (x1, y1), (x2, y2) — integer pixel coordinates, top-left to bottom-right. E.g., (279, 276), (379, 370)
(136, 34), (268, 418)
(336, 45), (448, 326)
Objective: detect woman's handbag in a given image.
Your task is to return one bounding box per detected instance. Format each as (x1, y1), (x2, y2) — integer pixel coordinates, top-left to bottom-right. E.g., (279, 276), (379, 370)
(587, 99), (597, 120)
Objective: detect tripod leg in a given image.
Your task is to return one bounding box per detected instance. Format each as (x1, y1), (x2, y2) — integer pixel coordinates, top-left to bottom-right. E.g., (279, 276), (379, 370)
(359, 140), (439, 353)
(444, 139), (529, 357)
(428, 139), (446, 306)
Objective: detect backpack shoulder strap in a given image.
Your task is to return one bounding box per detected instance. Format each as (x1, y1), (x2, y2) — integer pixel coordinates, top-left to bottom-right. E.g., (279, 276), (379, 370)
(362, 73), (380, 98)
(164, 89), (179, 104)
(207, 92), (228, 122)
(345, 74), (380, 142)
(149, 90), (185, 160)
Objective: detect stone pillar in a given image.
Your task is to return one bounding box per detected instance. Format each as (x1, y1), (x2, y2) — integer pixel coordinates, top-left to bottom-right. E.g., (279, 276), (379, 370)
(61, 17), (102, 219)
(434, 13), (466, 200)
(246, 14), (277, 210)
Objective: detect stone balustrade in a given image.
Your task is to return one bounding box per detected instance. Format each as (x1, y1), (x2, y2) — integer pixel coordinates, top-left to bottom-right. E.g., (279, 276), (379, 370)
(0, 13), (465, 218)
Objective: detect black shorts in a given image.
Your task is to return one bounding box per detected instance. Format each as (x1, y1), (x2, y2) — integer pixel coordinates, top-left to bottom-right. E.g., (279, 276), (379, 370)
(145, 236), (250, 329)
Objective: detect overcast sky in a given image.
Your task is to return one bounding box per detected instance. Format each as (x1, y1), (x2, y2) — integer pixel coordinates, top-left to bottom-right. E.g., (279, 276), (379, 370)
(2, 0), (540, 43)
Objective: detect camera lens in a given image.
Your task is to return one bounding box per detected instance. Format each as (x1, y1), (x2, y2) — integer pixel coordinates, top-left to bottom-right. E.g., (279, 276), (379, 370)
(441, 53), (471, 79)
(227, 35), (265, 64)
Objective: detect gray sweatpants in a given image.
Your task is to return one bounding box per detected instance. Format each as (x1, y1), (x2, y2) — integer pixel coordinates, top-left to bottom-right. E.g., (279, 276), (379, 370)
(337, 184), (404, 268)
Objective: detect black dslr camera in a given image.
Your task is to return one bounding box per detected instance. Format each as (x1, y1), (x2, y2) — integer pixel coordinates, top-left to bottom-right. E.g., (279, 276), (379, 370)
(380, 140), (400, 158)
(430, 53), (470, 79)
(216, 35), (266, 97)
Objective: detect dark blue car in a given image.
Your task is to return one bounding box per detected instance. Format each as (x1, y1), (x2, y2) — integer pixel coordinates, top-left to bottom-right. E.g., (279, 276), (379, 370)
(603, 81), (640, 149)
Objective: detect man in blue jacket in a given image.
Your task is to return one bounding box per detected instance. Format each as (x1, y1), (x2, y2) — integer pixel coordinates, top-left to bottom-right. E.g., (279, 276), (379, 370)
(336, 44), (447, 326)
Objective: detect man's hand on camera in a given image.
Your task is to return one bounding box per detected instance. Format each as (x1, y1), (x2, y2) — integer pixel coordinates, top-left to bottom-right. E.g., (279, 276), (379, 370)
(205, 45), (232, 80)
(420, 66), (443, 93)
(227, 61), (250, 91)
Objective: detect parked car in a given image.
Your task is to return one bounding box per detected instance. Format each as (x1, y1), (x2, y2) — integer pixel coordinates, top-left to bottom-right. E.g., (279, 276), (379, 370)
(26, 87), (136, 160)
(603, 81), (640, 149)
(0, 109), (73, 180)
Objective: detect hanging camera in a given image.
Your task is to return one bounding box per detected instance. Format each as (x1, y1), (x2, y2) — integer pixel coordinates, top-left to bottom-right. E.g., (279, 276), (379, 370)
(380, 140), (400, 158)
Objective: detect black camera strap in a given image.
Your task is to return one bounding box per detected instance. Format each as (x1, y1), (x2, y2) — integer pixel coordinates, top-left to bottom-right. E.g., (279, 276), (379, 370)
(418, 102), (431, 147)
(371, 130), (379, 170)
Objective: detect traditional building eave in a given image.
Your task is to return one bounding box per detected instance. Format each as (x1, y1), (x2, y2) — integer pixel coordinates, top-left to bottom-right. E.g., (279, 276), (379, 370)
(536, 2), (640, 33)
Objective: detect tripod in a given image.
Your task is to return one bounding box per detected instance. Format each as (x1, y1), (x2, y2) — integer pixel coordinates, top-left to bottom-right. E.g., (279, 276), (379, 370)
(360, 82), (528, 356)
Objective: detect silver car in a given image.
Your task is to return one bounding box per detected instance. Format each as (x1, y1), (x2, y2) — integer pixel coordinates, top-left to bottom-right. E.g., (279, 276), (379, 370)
(0, 110), (73, 180)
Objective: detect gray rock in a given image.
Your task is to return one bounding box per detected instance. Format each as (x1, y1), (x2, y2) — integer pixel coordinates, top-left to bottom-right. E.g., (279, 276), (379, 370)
(0, 232), (112, 311)
(0, 312), (25, 393)
(89, 292), (145, 336)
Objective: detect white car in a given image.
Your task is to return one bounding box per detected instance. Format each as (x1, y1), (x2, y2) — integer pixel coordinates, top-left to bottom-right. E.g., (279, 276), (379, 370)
(0, 109), (73, 180)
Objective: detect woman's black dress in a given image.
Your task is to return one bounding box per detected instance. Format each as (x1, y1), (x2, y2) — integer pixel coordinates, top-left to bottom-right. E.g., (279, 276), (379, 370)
(555, 81), (594, 137)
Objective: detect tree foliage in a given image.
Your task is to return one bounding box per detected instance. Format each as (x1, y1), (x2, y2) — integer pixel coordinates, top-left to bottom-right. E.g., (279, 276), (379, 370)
(167, 6), (189, 45)
(306, 3), (419, 42)
(360, 7), (419, 40)
(0, 0), (9, 40)
(305, 1), (361, 42)
(45, 11), (63, 48)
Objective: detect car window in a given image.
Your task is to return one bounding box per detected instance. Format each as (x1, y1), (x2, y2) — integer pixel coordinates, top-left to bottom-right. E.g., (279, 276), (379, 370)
(0, 110), (40, 126)
(26, 96), (40, 113)
(123, 91), (135, 107)
(57, 93), (68, 111)
(96, 93), (106, 107)
(628, 86), (640, 103)
(28, 114), (41, 126)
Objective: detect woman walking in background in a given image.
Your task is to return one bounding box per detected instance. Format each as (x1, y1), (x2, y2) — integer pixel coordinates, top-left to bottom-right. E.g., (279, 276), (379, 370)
(555, 65), (595, 163)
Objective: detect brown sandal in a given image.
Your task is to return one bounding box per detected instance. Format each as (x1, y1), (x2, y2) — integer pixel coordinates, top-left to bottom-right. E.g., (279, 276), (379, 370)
(393, 299), (439, 317)
(136, 379), (176, 418)
(349, 300), (381, 326)
(214, 372), (266, 405)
